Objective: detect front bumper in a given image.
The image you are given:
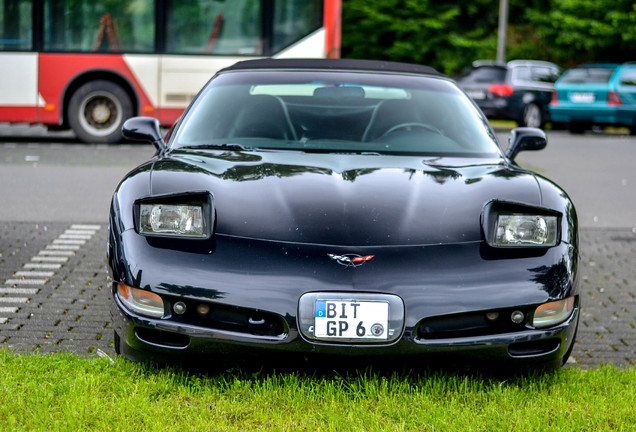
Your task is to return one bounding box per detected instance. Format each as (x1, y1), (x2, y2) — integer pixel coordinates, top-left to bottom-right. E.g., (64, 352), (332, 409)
(550, 104), (634, 127)
(475, 98), (520, 122)
(112, 296), (579, 366)
(109, 231), (579, 367)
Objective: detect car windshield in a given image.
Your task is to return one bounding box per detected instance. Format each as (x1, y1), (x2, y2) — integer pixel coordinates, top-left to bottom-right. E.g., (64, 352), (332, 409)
(458, 66), (507, 84)
(172, 70), (500, 156)
(560, 67), (616, 84)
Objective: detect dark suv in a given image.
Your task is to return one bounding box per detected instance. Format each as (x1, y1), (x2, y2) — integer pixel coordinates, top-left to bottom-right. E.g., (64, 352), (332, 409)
(458, 60), (561, 128)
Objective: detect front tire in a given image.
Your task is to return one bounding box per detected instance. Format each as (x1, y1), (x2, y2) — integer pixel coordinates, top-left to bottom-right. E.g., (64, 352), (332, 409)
(68, 80), (133, 143)
(114, 330), (121, 355)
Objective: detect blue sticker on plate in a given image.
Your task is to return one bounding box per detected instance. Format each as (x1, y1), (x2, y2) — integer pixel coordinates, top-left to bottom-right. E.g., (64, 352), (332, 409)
(315, 300), (326, 318)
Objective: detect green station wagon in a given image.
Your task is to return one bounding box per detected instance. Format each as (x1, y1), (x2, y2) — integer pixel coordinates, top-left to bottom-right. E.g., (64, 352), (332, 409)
(550, 63), (636, 134)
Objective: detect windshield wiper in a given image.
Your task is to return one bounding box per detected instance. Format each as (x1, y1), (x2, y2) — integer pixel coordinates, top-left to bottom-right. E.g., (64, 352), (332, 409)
(180, 143), (256, 151)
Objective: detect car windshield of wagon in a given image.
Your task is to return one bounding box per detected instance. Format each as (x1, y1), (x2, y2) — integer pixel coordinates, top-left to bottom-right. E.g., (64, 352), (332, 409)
(559, 68), (616, 84)
(458, 66), (507, 84)
(172, 71), (500, 156)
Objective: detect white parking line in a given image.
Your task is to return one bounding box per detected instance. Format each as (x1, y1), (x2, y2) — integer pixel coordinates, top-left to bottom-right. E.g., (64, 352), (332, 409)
(23, 263), (62, 270)
(4, 279), (47, 286)
(46, 245), (81, 250)
(53, 239), (86, 245)
(13, 271), (55, 277)
(39, 250), (75, 256)
(59, 234), (92, 240)
(71, 224), (101, 231)
(30, 256), (69, 263)
(0, 288), (39, 294)
(0, 297), (29, 303)
(0, 223), (101, 325)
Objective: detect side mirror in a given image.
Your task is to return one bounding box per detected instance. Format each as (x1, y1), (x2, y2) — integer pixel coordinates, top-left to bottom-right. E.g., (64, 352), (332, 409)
(505, 127), (547, 162)
(122, 116), (167, 153)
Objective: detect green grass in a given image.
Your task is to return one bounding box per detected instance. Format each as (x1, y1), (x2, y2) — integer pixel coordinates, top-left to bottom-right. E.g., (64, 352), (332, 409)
(1, 350), (634, 431)
(489, 120), (517, 130)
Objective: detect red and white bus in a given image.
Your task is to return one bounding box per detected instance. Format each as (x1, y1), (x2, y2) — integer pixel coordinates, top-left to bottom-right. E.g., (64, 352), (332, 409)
(0, 0), (341, 143)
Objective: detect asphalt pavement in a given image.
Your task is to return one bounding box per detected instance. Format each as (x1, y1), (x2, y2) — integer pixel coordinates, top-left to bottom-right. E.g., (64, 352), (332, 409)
(0, 125), (634, 369)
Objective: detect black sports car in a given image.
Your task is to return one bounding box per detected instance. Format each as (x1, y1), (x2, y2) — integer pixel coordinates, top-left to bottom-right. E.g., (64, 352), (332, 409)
(109, 58), (579, 369)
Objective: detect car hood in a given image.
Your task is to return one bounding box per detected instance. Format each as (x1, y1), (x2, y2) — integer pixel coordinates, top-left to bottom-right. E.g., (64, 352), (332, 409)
(149, 150), (541, 247)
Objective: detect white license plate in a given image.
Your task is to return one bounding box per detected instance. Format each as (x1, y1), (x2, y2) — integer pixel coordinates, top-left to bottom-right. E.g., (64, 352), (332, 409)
(466, 90), (487, 100)
(570, 92), (595, 103)
(314, 300), (389, 340)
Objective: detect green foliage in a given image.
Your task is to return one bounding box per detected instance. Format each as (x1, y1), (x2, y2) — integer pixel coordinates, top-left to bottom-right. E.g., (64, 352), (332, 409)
(523, 0), (636, 67)
(342, 0), (497, 74)
(342, 0), (636, 74)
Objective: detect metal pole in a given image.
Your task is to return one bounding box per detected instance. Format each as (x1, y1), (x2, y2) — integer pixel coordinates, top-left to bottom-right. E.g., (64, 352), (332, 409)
(497, 0), (509, 63)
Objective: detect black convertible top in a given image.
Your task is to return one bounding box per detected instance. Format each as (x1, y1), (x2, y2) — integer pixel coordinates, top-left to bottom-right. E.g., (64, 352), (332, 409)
(220, 58), (443, 77)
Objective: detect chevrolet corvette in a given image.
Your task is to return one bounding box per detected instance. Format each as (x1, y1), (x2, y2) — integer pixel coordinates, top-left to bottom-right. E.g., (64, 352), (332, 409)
(108, 58), (579, 369)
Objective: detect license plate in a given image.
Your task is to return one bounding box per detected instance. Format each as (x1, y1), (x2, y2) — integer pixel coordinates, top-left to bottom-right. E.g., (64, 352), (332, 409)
(314, 300), (389, 340)
(570, 92), (595, 103)
(466, 90), (486, 100)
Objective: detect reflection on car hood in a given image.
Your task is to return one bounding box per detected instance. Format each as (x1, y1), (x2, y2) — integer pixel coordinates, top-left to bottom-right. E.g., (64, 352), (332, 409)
(150, 150), (541, 246)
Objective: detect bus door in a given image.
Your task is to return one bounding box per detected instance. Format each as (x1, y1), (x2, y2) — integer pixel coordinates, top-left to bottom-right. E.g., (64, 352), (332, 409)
(0, 0), (39, 123)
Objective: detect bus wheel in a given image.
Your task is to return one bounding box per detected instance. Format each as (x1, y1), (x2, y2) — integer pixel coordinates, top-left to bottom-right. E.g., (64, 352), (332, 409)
(68, 80), (133, 143)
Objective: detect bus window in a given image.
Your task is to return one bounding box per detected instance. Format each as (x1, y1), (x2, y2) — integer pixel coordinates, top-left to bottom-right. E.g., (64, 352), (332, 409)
(43, 0), (155, 52)
(0, 0), (339, 142)
(273, 0), (322, 53)
(0, 0), (32, 50)
(165, 0), (261, 55)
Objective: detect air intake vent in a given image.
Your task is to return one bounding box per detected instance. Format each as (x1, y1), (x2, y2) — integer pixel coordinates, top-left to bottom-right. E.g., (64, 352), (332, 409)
(170, 299), (287, 338)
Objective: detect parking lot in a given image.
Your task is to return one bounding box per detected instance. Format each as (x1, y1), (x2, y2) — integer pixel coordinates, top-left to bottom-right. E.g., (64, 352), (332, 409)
(0, 126), (634, 368)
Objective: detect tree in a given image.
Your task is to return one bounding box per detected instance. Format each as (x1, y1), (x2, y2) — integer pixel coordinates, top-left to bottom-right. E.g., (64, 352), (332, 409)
(342, 0), (499, 74)
(523, 0), (636, 67)
(342, 0), (636, 74)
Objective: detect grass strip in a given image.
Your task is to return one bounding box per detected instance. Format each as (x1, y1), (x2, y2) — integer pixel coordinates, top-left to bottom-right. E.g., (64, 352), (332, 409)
(0, 349), (634, 431)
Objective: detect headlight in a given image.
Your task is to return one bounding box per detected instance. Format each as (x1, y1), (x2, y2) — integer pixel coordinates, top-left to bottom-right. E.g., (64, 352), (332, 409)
(532, 297), (575, 328)
(494, 214), (558, 246)
(140, 204), (205, 237)
(135, 193), (212, 238)
(482, 201), (561, 248)
(116, 283), (164, 318)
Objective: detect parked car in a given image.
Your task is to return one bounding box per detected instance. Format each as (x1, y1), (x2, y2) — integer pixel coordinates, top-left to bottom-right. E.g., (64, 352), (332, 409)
(549, 63), (636, 134)
(109, 58), (579, 370)
(458, 60), (561, 128)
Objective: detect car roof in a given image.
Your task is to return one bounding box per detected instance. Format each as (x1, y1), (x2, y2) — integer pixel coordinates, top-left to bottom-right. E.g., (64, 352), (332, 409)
(219, 58), (444, 77)
(569, 63), (620, 69)
(470, 60), (507, 69)
(507, 60), (560, 69)
(470, 59), (559, 70)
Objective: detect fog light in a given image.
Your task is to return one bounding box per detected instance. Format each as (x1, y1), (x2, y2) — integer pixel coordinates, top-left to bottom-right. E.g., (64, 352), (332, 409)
(117, 283), (164, 318)
(485, 311), (499, 322)
(196, 303), (210, 316)
(533, 297), (575, 328)
(173, 301), (187, 315)
(511, 310), (525, 324)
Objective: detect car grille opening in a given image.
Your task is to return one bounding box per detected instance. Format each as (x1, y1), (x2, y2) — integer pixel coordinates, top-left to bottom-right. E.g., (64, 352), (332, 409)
(170, 299), (287, 337)
(417, 308), (531, 340)
(135, 327), (190, 348)
(508, 339), (560, 357)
